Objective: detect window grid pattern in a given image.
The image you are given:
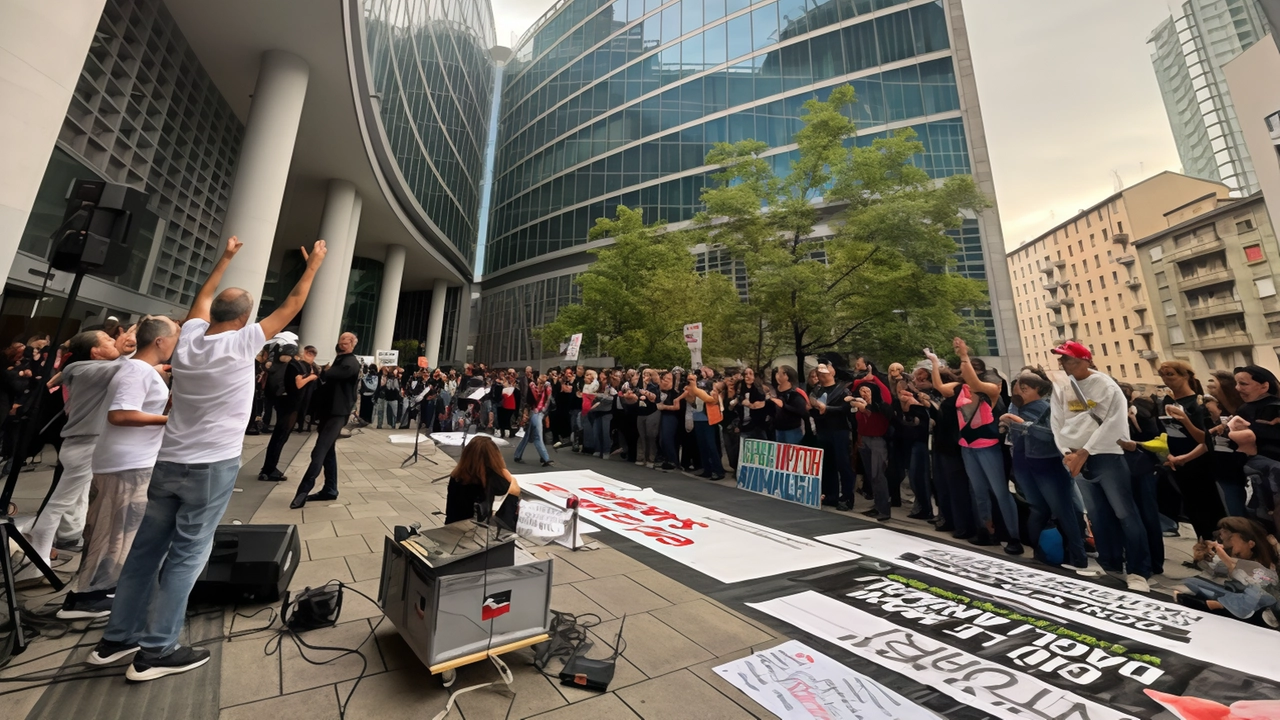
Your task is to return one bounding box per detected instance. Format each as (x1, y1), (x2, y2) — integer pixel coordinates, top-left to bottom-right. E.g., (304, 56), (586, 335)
(48, 0), (243, 305)
(475, 275), (582, 364)
(487, 0), (957, 274)
(343, 257), (385, 356)
(364, 0), (496, 266)
(442, 285), (463, 361)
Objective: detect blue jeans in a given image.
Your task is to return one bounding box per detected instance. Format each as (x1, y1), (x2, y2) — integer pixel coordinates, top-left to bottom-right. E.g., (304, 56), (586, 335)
(1016, 451), (1088, 568)
(589, 412), (612, 456)
(103, 458), (240, 656)
(374, 398), (400, 428)
(516, 411), (550, 463)
(693, 420), (724, 476)
(960, 444), (1020, 539)
(1130, 463), (1165, 575)
(775, 427), (803, 445)
(906, 441), (932, 517)
(1220, 481), (1248, 517)
(1075, 453), (1151, 577)
(659, 414), (679, 464)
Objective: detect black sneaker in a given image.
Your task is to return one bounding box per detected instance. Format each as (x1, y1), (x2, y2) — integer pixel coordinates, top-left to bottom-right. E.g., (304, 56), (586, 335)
(1004, 541), (1025, 555)
(87, 638), (140, 665)
(306, 493), (337, 503)
(289, 494), (307, 510)
(836, 502), (851, 512)
(126, 645), (211, 682)
(541, 460), (555, 467)
(58, 593), (113, 620)
(661, 463), (675, 471)
(53, 537), (84, 552)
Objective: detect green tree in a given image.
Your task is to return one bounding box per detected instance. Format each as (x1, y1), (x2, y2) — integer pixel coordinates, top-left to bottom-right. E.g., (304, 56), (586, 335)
(540, 206), (741, 368)
(696, 84), (991, 369)
(392, 338), (421, 369)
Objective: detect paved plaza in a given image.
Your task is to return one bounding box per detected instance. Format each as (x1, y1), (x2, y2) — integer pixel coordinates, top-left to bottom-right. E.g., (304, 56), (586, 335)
(3, 427), (1206, 720)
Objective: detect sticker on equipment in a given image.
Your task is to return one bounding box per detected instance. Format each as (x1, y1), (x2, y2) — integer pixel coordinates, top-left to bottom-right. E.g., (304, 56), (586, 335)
(482, 590), (511, 620)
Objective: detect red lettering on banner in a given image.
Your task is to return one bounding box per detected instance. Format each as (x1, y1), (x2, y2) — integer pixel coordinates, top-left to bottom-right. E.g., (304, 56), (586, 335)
(626, 525), (694, 546)
(534, 482), (569, 494)
(773, 445), (821, 476)
(598, 511), (644, 525)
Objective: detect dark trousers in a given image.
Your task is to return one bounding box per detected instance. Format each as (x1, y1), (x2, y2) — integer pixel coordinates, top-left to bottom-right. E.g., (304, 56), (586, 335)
(934, 451), (975, 537)
(819, 428), (856, 505)
(294, 415), (345, 499)
(693, 420), (724, 476)
(497, 407), (515, 437)
(259, 409), (297, 477)
(659, 414), (679, 465)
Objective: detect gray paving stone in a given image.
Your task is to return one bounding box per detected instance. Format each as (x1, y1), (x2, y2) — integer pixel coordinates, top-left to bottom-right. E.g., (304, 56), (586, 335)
(616, 669), (756, 720)
(306, 535), (371, 561)
(332, 516), (394, 537)
(220, 633), (282, 707)
(628, 569), (704, 604)
(573, 575), (671, 617)
(220, 686), (340, 720)
(527, 692), (641, 720)
(548, 556), (591, 585)
(289, 557), (355, 591)
(591, 613), (713, 678)
(559, 548), (649, 579)
(550, 647), (647, 703)
(341, 578), (385, 622)
(297, 520), (336, 540)
(280, 618), (385, 694)
(649, 600), (773, 656)
(551, 583), (616, 621)
(454, 657), (567, 719)
(345, 552), (384, 582)
(301, 504), (354, 523)
(336, 668), (461, 719)
(687, 649), (775, 719)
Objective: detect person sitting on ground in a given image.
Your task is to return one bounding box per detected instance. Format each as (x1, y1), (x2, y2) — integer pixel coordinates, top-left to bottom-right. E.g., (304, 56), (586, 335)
(444, 435), (522, 526)
(1175, 517), (1280, 627)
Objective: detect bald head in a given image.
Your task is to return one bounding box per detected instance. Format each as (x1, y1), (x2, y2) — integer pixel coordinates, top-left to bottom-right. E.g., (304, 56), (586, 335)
(337, 332), (357, 354)
(210, 288), (253, 324)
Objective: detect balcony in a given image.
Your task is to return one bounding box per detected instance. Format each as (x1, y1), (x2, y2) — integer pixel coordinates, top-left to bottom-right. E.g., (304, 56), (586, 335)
(1184, 300), (1244, 321)
(1134, 325), (1155, 336)
(1125, 278), (1142, 289)
(1061, 296), (1076, 306)
(1053, 258), (1067, 268)
(1039, 264), (1055, 275)
(1040, 279), (1059, 292)
(1112, 232), (1130, 244)
(1117, 254), (1136, 266)
(1131, 302), (1147, 313)
(1176, 268), (1234, 291)
(1050, 318), (1065, 329)
(1139, 350), (1159, 361)
(1166, 237), (1226, 264)
(1045, 300), (1062, 310)
(1191, 332), (1253, 351)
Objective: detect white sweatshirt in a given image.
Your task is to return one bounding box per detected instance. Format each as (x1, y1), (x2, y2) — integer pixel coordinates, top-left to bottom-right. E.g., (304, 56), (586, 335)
(1050, 370), (1130, 456)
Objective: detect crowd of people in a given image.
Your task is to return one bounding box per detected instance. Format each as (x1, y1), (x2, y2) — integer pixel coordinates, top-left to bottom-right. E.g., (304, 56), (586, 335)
(449, 338), (1280, 626)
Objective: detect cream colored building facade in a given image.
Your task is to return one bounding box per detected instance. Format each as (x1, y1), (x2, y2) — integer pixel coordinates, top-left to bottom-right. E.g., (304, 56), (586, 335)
(1135, 194), (1280, 375)
(1006, 172), (1230, 389)
(1224, 34), (1280, 255)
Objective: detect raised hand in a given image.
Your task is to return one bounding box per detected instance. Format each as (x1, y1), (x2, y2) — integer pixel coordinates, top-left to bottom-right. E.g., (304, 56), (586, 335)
(224, 236), (243, 258)
(301, 239), (328, 270)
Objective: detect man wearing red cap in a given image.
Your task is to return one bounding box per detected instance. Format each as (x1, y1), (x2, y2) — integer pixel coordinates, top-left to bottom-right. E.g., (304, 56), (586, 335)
(1049, 341), (1152, 592)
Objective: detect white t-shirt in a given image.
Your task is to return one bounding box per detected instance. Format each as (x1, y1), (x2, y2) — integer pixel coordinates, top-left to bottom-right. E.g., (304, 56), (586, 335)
(93, 358), (170, 474)
(158, 318), (266, 464)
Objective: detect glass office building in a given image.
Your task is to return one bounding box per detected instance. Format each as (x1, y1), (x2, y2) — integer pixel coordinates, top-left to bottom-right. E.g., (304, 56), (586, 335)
(476, 0), (1013, 365)
(363, 0), (497, 268)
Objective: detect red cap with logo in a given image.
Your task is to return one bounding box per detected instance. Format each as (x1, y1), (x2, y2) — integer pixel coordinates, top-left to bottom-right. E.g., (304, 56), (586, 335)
(1051, 341), (1092, 361)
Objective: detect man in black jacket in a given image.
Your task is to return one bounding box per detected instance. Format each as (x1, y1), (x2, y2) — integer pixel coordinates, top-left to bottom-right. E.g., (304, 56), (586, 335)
(291, 332), (360, 509)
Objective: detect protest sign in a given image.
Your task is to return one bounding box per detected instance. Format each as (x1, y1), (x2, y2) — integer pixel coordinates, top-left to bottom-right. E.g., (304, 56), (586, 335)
(565, 333), (582, 361)
(514, 498), (594, 548)
(417, 356), (427, 368)
(376, 349), (398, 367)
(356, 355), (375, 367)
(683, 322), (702, 368)
(715, 641), (939, 720)
(736, 438), (823, 508)
(517, 470), (855, 583)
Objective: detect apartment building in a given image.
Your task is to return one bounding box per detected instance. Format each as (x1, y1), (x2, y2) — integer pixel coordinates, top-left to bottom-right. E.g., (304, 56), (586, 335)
(1006, 172), (1230, 388)
(1135, 193), (1280, 374)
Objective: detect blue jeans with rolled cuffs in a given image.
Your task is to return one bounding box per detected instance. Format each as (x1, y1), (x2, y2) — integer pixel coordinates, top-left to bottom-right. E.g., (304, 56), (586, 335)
(1074, 452), (1151, 578)
(102, 458), (240, 656)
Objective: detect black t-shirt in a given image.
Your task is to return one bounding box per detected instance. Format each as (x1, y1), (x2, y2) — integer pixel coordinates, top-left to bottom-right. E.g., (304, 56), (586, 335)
(773, 388), (810, 431)
(444, 468), (511, 524)
(1160, 395), (1211, 462)
(278, 359), (312, 414)
(1240, 395), (1280, 460)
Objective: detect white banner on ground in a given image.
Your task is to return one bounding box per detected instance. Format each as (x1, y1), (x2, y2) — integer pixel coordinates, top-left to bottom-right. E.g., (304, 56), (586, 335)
(427, 432), (511, 447)
(749, 592), (1138, 720)
(715, 640), (942, 720)
(376, 349), (399, 367)
(816, 528), (1280, 681)
(565, 333), (582, 362)
(517, 470), (856, 583)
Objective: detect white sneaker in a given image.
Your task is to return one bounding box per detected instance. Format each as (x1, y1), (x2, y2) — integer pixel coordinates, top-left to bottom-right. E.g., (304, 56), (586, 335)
(1065, 558), (1105, 577)
(1126, 574), (1150, 593)
(645, 462), (654, 469)
(1263, 609), (1279, 628)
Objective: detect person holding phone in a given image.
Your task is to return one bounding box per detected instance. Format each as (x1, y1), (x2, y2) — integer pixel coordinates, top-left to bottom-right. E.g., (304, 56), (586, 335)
(1157, 360), (1225, 541)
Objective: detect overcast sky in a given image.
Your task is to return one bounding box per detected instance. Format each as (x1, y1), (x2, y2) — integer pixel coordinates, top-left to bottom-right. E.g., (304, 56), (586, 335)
(490, 0), (1185, 252)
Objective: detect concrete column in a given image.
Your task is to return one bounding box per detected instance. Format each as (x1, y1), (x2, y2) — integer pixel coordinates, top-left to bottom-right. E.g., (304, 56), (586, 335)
(298, 181), (359, 360)
(371, 244), (406, 354)
(214, 51), (310, 314)
(0, 0), (109, 288)
(423, 278), (449, 370)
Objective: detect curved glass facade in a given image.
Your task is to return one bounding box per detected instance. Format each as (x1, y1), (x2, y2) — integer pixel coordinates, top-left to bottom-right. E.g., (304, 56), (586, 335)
(478, 0), (999, 364)
(363, 0), (497, 268)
